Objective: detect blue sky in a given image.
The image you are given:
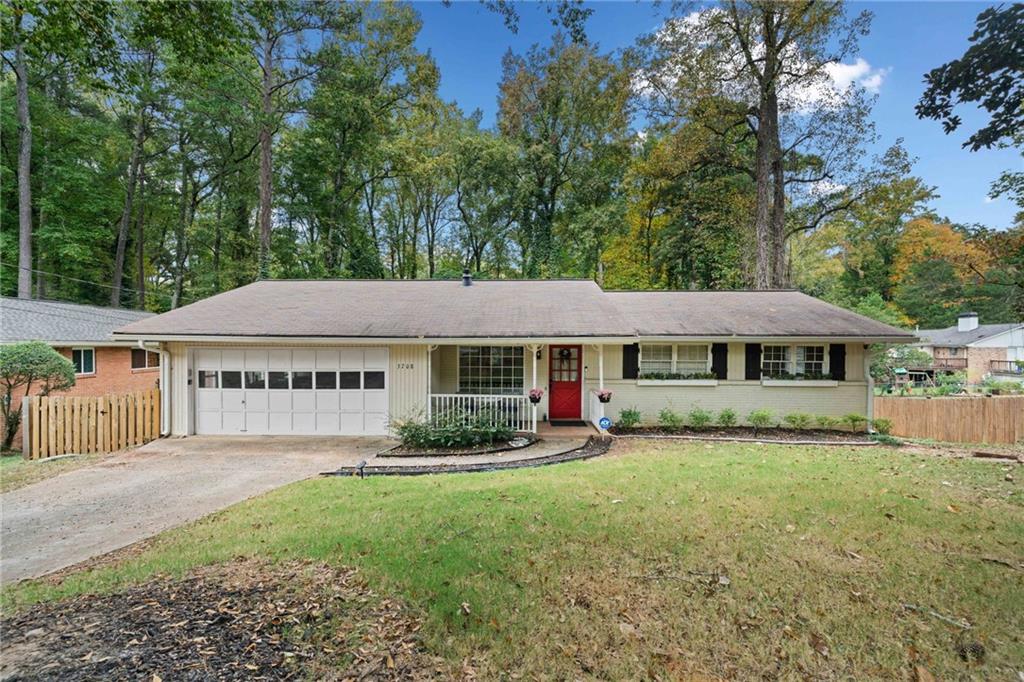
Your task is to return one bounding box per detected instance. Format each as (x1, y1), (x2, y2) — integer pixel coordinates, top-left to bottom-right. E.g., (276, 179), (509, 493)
(413, 1), (1020, 229)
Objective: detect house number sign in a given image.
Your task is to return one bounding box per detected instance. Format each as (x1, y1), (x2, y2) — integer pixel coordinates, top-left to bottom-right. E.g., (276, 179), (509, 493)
(396, 362), (415, 370)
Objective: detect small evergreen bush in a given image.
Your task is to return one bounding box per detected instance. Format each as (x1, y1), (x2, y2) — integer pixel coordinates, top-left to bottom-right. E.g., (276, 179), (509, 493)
(617, 407), (642, 428)
(687, 407), (713, 429)
(783, 413), (813, 430)
(746, 409), (774, 435)
(872, 417), (894, 435)
(658, 407), (684, 430)
(717, 408), (737, 428)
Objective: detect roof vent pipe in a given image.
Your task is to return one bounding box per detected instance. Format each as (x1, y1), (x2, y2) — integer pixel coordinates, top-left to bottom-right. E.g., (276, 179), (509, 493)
(957, 311), (978, 332)
(462, 269), (472, 286)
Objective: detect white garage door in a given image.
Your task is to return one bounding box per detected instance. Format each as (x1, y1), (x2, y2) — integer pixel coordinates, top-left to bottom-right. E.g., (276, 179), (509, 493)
(193, 348), (389, 435)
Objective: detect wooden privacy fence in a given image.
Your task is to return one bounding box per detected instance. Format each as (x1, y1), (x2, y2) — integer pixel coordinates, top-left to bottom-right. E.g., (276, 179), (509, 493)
(874, 395), (1024, 445)
(23, 389), (161, 460)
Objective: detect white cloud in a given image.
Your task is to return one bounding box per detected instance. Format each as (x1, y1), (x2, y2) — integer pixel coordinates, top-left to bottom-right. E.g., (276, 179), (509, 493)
(826, 58), (889, 94)
(642, 12), (890, 114)
(984, 195), (996, 204)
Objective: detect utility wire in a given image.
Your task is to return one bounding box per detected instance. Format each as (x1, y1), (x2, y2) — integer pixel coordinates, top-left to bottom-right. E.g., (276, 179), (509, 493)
(0, 262), (193, 305)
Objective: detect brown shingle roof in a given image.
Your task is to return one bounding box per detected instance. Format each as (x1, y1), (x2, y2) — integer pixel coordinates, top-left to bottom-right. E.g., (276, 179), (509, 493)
(114, 279), (634, 338)
(113, 280), (915, 340)
(606, 290), (913, 338)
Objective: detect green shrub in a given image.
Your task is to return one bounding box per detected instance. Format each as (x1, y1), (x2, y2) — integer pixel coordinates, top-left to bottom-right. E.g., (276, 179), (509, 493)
(617, 407), (642, 428)
(872, 417), (894, 435)
(717, 408), (737, 428)
(658, 407), (684, 430)
(841, 413), (867, 433)
(782, 412), (813, 430)
(746, 409), (774, 434)
(871, 433), (902, 447)
(394, 409), (513, 449)
(0, 341), (76, 450)
(815, 415), (838, 430)
(687, 407), (713, 430)
(638, 371), (717, 380)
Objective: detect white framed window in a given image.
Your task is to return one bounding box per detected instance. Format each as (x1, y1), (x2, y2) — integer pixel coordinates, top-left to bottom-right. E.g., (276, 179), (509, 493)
(639, 344), (673, 374)
(795, 345), (825, 375)
(72, 347), (95, 375)
(761, 345), (790, 376)
(762, 344), (829, 378)
(639, 344), (711, 376)
(458, 346), (524, 395)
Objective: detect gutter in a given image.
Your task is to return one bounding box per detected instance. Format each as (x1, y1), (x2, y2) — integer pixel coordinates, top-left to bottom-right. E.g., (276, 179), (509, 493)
(138, 340), (170, 436)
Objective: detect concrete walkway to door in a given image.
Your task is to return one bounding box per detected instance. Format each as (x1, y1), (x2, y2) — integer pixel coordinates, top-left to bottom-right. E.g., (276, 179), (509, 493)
(0, 436), (385, 584)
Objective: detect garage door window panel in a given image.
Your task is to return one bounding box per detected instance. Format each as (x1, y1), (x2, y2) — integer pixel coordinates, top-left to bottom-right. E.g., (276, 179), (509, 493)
(315, 371), (336, 389)
(339, 371), (361, 389)
(293, 371), (313, 390)
(198, 371), (218, 388)
(364, 371), (385, 389)
(221, 371), (242, 389)
(268, 371), (290, 389)
(244, 371), (265, 389)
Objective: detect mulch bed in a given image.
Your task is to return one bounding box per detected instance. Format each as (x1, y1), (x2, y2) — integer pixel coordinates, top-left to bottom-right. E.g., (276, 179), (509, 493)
(1, 559), (446, 681)
(330, 436), (613, 477)
(379, 435), (537, 458)
(608, 426), (874, 444)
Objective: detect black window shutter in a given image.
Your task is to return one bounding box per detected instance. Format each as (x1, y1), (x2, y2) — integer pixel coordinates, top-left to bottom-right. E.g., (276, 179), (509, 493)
(745, 343), (761, 380)
(622, 344), (639, 379)
(711, 343), (728, 380)
(829, 343), (847, 380)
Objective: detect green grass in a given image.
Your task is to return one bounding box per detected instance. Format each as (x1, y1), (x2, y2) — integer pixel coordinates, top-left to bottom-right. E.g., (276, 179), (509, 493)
(4, 441), (1022, 678)
(0, 452), (105, 493)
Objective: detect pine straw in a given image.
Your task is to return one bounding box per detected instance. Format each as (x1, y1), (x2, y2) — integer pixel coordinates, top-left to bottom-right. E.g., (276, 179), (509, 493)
(1, 559), (450, 681)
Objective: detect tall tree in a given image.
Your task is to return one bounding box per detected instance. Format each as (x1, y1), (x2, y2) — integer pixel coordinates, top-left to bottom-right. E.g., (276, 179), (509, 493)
(916, 4), (1023, 152)
(1, 0), (114, 298)
(638, 1), (881, 288)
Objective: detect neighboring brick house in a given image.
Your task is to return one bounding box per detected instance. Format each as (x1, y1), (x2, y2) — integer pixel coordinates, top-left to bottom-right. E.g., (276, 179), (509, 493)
(913, 312), (1024, 383)
(1, 297), (159, 447)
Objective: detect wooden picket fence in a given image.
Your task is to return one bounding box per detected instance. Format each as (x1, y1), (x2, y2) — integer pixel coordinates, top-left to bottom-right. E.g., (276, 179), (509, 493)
(24, 389), (161, 460)
(874, 395), (1024, 445)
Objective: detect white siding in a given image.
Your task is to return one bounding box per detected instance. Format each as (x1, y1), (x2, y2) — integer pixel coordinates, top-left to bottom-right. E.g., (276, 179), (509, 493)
(389, 345), (428, 423)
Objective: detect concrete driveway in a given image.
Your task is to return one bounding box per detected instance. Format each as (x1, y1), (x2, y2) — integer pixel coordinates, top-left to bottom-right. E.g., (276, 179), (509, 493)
(0, 436), (387, 584)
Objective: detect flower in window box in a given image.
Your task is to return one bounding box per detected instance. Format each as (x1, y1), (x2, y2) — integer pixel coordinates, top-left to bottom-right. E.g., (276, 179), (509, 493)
(528, 388), (544, 404)
(596, 389), (613, 403)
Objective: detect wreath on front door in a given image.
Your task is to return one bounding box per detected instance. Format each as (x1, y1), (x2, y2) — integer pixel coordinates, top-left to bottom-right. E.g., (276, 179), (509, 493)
(558, 348), (572, 360)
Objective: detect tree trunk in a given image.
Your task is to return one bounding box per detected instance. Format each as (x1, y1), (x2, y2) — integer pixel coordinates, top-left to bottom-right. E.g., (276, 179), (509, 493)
(14, 13), (33, 299)
(257, 32), (274, 279)
(110, 108), (147, 306)
(770, 140), (787, 288)
(752, 10), (781, 290)
(135, 162), (147, 308)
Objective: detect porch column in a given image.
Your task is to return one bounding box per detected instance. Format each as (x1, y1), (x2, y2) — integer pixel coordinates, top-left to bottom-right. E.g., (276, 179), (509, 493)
(427, 345), (438, 418)
(598, 344), (604, 391)
(864, 344), (874, 431)
(527, 344), (541, 433)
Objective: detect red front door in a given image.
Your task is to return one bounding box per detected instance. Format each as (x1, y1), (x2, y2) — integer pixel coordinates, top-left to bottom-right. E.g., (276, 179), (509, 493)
(549, 345), (582, 420)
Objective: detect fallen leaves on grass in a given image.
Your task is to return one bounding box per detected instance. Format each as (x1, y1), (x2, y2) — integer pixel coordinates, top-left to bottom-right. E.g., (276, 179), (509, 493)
(1, 559), (446, 681)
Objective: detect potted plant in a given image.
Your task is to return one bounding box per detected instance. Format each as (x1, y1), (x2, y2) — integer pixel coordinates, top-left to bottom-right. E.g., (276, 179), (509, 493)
(596, 388), (613, 403)
(528, 388), (544, 404)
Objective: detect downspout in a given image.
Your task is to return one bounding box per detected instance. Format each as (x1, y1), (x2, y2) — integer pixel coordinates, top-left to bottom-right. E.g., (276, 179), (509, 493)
(139, 340), (170, 436)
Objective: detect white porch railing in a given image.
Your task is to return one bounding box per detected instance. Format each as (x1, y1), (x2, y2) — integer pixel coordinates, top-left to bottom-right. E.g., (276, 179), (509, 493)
(430, 394), (535, 432)
(589, 390), (606, 431)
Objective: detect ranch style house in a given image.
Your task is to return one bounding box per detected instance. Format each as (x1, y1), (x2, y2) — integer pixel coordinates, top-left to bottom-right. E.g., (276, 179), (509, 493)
(111, 275), (916, 436)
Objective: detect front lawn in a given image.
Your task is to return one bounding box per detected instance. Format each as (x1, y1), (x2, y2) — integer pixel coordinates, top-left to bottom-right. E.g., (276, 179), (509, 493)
(0, 452), (107, 494)
(4, 441), (1022, 678)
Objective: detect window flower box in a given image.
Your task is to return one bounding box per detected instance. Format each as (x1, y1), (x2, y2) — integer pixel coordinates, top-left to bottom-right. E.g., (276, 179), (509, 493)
(637, 379), (719, 387)
(761, 379), (839, 387)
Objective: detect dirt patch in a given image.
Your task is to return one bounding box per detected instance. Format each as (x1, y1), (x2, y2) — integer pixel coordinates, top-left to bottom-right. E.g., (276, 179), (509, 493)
(1, 559), (447, 681)
(609, 426), (870, 443)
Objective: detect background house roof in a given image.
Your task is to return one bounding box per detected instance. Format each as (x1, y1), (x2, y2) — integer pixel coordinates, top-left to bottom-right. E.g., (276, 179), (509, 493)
(606, 290), (914, 338)
(913, 322), (1022, 347)
(113, 280), (914, 340)
(1, 297), (154, 344)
